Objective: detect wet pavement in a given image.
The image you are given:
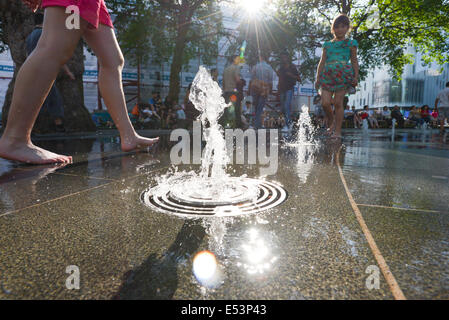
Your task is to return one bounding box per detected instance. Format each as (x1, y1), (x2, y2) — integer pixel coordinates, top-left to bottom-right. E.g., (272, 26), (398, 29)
(0, 129), (448, 299)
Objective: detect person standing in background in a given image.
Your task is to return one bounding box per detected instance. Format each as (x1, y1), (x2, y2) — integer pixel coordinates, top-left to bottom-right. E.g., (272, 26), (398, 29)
(235, 77), (246, 128)
(222, 55), (242, 128)
(250, 52), (274, 129)
(184, 83), (200, 129)
(210, 68), (219, 83)
(277, 52), (301, 132)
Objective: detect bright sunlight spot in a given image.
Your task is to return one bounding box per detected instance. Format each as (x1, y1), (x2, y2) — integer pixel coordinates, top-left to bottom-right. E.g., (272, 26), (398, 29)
(193, 251), (218, 282)
(240, 0), (269, 16)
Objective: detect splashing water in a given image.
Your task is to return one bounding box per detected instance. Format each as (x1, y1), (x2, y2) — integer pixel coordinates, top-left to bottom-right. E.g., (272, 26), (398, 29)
(284, 105), (317, 147)
(362, 118), (369, 133)
(391, 118), (396, 142)
(296, 105), (316, 145)
(146, 66), (260, 211)
(284, 105), (318, 183)
(189, 66), (229, 179)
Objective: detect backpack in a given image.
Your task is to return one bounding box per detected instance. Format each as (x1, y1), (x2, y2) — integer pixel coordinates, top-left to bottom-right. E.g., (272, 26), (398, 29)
(250, 79), (271, 97)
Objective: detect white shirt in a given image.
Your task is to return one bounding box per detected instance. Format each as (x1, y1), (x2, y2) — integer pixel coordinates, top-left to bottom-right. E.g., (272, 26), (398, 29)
(251, 61), (274, 84)
(437, 87), (449, 107)
(382, 110), (391, 118)
(177, 109), (186, 119)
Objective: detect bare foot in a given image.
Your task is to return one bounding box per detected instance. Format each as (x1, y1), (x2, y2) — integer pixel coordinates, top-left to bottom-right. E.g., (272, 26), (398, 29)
(0, 139), (72, 164)
(121, 134), (159, 152)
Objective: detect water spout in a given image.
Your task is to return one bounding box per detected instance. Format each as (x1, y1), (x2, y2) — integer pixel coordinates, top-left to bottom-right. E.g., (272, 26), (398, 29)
(189, 66), (230, 179)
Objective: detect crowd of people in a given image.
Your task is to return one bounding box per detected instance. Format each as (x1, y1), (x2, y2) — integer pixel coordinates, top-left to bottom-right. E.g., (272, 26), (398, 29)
(333, 103), (444, 130)
(128, 48), (301, 132)
(313, 83), (449, 133)
(130, 92), (184, 130)
(314, 103), (442, 130)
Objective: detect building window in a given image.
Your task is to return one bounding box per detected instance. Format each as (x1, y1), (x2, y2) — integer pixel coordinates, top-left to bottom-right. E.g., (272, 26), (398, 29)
(404, 79), (424, 104)
(389, 79), (402, 103)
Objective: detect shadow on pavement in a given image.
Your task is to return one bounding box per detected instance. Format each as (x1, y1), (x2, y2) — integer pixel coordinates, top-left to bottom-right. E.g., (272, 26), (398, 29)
(114, 220), (206, 300)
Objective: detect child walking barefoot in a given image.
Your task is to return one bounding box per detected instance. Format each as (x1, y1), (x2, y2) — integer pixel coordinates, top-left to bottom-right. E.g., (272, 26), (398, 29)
(0, 0), (159, 164)
(315, 14), (359, 139)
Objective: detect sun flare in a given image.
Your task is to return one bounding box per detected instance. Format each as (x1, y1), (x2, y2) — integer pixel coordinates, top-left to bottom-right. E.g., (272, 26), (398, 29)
(240, 0), (268, 16)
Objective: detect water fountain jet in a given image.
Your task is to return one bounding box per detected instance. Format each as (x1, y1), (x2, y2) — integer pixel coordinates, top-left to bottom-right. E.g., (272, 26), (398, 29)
(141, 67), (287, 218)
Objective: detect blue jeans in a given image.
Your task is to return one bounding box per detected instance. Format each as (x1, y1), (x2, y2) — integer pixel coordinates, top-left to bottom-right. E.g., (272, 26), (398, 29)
(252, 93), (267, 129)
(40, 84), (64, 119)
(280, 89), (293, 126)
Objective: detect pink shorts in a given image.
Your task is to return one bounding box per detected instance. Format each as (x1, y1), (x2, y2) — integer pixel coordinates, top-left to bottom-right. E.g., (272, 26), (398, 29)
(41, 0), (114, 29)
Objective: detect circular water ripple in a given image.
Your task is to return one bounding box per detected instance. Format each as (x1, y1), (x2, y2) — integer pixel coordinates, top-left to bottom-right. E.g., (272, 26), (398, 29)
(141, 178), (288, 218)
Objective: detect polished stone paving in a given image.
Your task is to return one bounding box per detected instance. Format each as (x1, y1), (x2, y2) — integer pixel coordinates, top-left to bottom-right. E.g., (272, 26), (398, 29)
(0, 129), (448, 299)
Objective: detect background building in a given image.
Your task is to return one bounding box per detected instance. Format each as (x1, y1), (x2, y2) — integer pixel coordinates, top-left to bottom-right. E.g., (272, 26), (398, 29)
(349, 45), (449, 110)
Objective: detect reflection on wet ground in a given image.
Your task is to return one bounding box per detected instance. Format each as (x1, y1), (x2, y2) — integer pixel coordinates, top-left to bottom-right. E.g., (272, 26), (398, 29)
(0, 129), (448, 299)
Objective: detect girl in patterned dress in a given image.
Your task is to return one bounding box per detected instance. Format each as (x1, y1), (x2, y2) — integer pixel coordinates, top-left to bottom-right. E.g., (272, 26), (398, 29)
(315, 14), (359, 139)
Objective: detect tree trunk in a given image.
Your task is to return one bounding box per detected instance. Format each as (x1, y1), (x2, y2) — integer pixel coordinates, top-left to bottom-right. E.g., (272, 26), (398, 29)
(1, 0), (96, 133)
(341, 0), (351, 15)
(167, 15), (190, 104)
(0, 0), (34, 127)
(53, 41), (96, 133)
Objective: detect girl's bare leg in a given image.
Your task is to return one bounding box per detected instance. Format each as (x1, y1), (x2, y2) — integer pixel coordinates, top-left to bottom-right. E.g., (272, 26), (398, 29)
(333, 90), (346, 137)
(82, 25), (158, 152)
(0, 7), (87, 164)
(320, 90), (334, 134)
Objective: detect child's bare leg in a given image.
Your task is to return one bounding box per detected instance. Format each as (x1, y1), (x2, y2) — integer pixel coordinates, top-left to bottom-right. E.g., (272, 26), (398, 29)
(320, 90), (334, 133)
(82, 25), (159, 152)
(0, 7), (87, 164)
(333, 90), (346, 137)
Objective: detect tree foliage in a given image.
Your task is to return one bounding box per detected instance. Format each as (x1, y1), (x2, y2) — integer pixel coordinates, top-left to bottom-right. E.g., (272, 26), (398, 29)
(282, 0), (449, 80)
(109, 0), (226, 102)
(229, 0), (449, 82)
